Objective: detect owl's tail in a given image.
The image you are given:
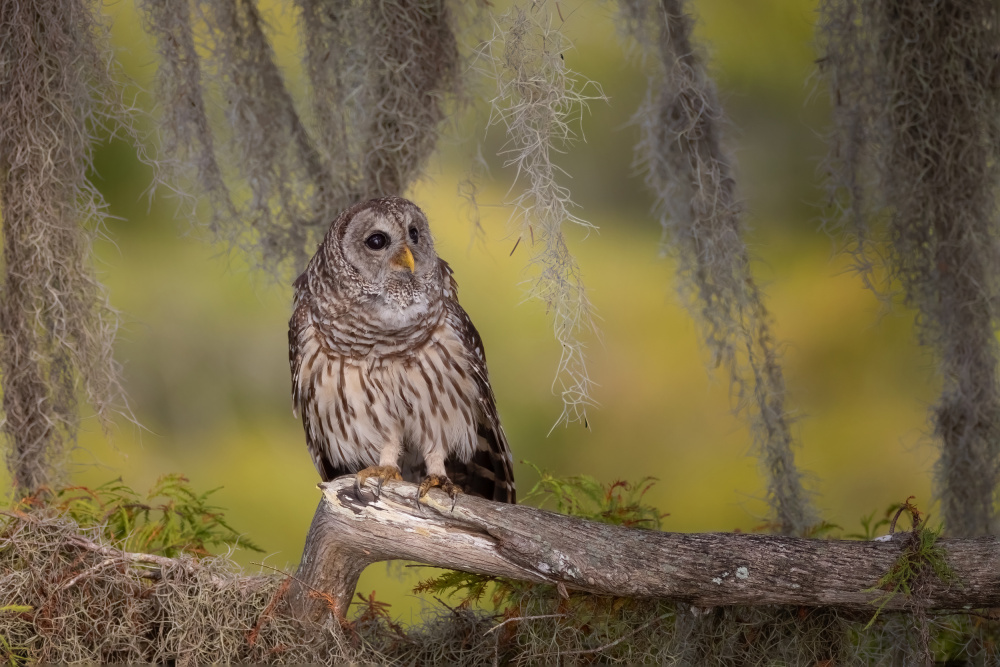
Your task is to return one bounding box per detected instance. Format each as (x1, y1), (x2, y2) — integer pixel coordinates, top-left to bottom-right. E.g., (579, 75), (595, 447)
(445, 424), (516, 503)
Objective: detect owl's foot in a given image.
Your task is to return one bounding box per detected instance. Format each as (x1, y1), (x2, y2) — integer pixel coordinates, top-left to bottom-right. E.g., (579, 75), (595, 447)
(354, 465), (402, 498)
(418, 474), (462, 510)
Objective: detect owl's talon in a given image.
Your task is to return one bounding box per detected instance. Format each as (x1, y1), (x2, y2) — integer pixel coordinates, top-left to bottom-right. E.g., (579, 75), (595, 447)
(418, 474), (462, 509)
(355, 465), (402, 498)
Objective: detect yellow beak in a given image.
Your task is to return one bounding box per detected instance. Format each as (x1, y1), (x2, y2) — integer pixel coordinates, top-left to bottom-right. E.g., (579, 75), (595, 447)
(391, 246), (415, 272)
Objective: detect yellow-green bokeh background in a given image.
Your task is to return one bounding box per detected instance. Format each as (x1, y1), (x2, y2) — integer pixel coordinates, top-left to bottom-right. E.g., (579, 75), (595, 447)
(4, 1), (941, 622)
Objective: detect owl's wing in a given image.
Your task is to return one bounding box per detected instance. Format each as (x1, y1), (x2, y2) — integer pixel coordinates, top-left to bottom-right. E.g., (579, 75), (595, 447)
(441, 271), (516, 503)
(289, 277), (353, 482)
(288, 277), (310, 420)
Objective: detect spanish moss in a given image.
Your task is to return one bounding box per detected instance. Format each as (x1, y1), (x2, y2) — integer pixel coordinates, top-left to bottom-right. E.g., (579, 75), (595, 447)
(819, 0), (1000, 537)
(619, 0), (816, 536)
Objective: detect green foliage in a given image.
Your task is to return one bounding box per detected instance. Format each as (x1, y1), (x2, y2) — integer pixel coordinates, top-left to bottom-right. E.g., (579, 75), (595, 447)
(0, 631), (29, 667)
(847, 510), (892, 541)
(846, 498), (941, 541)
(18, 474), (261, 557)
(755, 518), (841, 538)
(0, 606), (30, 667)
(862, 498), (954, 629)
(414, 570), (498, 608)
(802, 520), (842, 538)
(413, 570), (527, 611)
(521, 462), (668, 529)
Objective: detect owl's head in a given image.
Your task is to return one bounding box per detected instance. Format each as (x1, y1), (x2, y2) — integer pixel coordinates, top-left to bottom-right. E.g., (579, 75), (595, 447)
(315, 196), (444, 327)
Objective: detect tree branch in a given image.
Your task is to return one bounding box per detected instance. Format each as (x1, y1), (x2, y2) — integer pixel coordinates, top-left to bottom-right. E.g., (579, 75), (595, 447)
(286, 477), (1000, 623)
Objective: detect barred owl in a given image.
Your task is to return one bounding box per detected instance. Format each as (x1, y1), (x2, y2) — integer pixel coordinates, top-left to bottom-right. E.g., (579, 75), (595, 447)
(288, 197), (516, 503)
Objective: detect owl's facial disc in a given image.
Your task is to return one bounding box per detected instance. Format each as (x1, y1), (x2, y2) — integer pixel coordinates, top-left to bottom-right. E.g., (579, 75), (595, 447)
(336, 200), (440, 322)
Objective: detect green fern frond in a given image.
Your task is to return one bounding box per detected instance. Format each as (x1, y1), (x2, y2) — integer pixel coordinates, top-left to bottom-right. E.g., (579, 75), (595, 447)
(21, 474), (262, 558)
(521, 462), (668, 529)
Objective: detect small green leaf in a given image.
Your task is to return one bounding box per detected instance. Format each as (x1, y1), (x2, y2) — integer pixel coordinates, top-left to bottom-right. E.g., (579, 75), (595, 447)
(0, 605), (31, 614)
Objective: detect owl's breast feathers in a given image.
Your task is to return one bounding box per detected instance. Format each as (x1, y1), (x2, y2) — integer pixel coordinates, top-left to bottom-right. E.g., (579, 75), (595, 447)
(288, 273), (516, 503)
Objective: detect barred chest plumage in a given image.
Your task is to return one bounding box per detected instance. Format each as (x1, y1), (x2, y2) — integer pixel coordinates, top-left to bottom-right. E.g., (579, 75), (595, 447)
(292, 308), (481, 478)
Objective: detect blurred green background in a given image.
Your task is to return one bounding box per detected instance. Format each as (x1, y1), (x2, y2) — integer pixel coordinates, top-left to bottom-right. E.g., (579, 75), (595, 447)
(4, 0), (941, 621)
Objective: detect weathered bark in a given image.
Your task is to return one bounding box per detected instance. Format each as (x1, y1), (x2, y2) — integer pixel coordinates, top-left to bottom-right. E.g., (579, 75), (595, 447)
(286, 476), (1000, 624)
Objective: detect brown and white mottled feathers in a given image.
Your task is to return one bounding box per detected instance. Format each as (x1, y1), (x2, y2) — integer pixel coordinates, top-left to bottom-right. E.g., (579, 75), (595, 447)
(288, 196), (515, 503)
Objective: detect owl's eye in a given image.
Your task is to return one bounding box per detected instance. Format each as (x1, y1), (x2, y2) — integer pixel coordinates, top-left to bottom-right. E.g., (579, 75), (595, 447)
(408, 227), (419, 244)
(365, 232), (388, 250)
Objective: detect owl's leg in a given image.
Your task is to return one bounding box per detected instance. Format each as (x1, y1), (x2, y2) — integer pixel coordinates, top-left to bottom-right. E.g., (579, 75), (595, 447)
(354, 465), (402, 497)
(418, 448), (461, 506)
(354, 437), (403, 497)
(418, 474), (461, 499)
